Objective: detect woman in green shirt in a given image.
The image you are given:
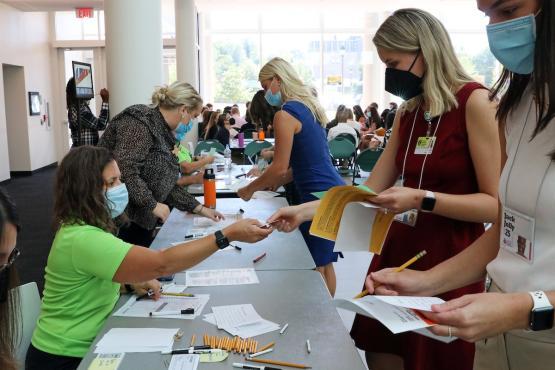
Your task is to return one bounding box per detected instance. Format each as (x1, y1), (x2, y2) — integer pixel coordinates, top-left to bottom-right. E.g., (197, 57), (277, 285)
(26, 146), (272, 370)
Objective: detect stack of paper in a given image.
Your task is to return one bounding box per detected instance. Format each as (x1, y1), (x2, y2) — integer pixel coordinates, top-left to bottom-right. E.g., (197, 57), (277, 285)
(207, 304), (280, 338)
(112, 294), (209, 320)
(186, 268), (259, 286)
(94, 328), (179, 353)
(168, 354), (200, 370)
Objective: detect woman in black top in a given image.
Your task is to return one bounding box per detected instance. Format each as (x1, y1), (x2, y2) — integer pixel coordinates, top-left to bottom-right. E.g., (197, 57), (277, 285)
(99, 82), (223, 246)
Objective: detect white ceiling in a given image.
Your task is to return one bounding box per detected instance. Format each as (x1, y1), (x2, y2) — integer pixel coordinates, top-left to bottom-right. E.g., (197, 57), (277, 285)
(0, 0), (102, 11)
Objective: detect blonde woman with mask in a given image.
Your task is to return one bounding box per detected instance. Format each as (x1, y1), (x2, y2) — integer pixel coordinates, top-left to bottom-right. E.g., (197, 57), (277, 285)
(237, 58), (345, 296)
(99, 82), (223, 247)
(268, 9), (500, 370)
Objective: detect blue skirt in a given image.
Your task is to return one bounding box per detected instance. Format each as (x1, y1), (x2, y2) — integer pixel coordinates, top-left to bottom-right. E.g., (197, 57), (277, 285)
(299, 221), (340, 267)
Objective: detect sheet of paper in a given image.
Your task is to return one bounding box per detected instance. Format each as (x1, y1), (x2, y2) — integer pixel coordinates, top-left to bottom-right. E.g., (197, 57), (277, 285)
(223, 319), (281, 338)
(309, 185), (377, 241)
(374, 295), (445, 312)
(334, 297), (435, 334)
(87, 353), (124, 370)
(203, 313), (217, 325)
(112, 295), (209, 320)
(199, 351), (229, 363)
(168, 354), (200, 370)
(161, 283), (188, 293)
(413, 328), (458, 343)
(212, 304), (262, 329)
(335, 201), (395, 254)
(94, 328), (178, 354)
(193, 213), (241, 228)
(230, 177), (255, 192)
(185, 268), (259, 286)
(252, 191), (280, 199)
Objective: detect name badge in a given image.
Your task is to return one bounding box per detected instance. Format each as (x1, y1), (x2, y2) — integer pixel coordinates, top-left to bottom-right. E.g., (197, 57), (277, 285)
(415, 137), (436, 155)
(394, 209), (418, 227)
(501, 206), (534, 263)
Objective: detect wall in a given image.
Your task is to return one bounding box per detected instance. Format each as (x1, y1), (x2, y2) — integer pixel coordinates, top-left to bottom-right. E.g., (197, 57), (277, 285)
(0, 3), (57, 180)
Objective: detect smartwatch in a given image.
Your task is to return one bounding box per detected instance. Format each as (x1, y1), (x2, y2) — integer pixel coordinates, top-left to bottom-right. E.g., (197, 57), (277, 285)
(214, 230), (230, 250)
(528, 291), (554, 331)
(420, 190), (436, 212)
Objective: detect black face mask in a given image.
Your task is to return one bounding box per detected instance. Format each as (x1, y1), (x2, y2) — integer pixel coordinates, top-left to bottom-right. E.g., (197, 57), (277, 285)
(384, 52), (423, 101)
(0, 267), (10, 303)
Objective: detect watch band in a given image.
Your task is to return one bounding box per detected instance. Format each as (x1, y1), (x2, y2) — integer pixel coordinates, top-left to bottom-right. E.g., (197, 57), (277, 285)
(529, 291), (553, 310)
(421, 190), (436, 212)
(214, 230), (230, 250)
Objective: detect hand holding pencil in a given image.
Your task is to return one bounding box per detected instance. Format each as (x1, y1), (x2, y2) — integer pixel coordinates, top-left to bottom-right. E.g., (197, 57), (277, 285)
(357, 250), (429, 298)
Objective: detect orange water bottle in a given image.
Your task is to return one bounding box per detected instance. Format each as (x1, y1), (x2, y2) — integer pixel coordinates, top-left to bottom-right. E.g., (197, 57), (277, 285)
(258, 128), (265, 141)
(203, 168), (216, 209)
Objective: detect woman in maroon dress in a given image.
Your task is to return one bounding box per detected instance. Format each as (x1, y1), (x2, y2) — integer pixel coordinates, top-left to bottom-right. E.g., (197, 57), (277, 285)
(347, 9), (500, 370)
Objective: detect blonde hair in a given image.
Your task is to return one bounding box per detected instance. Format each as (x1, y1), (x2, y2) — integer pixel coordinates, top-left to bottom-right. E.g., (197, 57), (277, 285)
(337, 108), (353, 123)
(373, 8), (474, 117)
(259, 57), (328, 126)
(151, 81), (203, 111)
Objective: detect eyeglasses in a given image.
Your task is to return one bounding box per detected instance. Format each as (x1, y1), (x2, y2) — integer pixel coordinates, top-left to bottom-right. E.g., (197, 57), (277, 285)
(0, 248), (20, 272)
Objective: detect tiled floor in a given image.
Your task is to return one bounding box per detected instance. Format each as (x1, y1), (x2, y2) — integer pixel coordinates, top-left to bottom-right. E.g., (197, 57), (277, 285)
(335, 251), (373, 370)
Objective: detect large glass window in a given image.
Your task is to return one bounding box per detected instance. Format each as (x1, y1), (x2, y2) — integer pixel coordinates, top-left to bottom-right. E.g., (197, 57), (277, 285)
(55, 11), (103, 40)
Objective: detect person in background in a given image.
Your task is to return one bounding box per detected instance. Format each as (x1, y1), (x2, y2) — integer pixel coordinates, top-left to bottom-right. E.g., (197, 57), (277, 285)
(172, 122), (214, 187)
(206, 103), (213, 110)
(365, 2), (555, 370)
(365, 102), (379, 117)
(99, 82), (222, 247)
(214, 114), (231, 147)
(353, 104), (367, 128)
(328, 108), (359, 146)
(238, 57), (345, 295)
(245, 101), (252, 123)
(231, 106), (247, 128)
(239, 119), (256, 133)
(199, 109), (213, 138)
(66, 77), (109, 147)
(367, 106), (383, 131)
(25, 146), (272, 370)
(384, 102), (398, 130)
(203, 111), (219, 141)
(326, 104), (346, 130)
(250, 90), (280, 138)
(0, 188), (21, 370)
(267, 8), (500, 370)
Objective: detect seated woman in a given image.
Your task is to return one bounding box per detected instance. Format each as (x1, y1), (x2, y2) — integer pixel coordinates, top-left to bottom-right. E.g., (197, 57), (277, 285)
(25, 146), (272, 370)
(203, 111), (220, 141)
(327, 108), (359, 147)
(0, 188), (21, 370)
(214, 114), (231, 147)
(172, 121), (215, 187)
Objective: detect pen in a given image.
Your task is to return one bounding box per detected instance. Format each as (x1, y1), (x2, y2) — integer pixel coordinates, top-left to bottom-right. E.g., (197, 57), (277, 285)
(233, 244), (243, 251)
(354, 250), (427, 299)
(162, 348), (221, 355)
(161, 292), (195, 297)
(236, 174), (247, 178)
(185, 232), (206, 239)
(149, 308), (194, 316)
(253, 252), (267, 263)
(279, 323), (289, 335)
(232, 363), (281, 370)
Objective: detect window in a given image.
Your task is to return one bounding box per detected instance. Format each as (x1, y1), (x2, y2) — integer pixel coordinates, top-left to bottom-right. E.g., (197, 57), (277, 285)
(55, 11), (103, 40)
(163, 48), (177, 84)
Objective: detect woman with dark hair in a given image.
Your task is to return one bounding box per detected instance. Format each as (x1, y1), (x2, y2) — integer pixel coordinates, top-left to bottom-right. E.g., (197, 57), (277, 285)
(0, 188), (21, 370)
(214, 114), (231, 147)
(249, 90), (279, 138)
(204, 111), (220, 141)
(25, 146), (272, 370)
(368, 106), (383, 131)
(66, 77), (110, 147)
(352, 104), (367, 127)
(198, 109), (213, 138)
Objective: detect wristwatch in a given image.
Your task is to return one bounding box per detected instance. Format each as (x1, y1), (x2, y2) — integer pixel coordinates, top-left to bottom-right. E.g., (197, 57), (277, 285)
(420, 190), (436, 212)
(214, 230), (230, 250)
(528, 291), (554, 331)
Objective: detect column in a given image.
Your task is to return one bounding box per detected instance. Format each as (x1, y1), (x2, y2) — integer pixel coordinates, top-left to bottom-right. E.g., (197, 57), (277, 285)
(361, 12), (387, 108)
(104, 0), (163, 115)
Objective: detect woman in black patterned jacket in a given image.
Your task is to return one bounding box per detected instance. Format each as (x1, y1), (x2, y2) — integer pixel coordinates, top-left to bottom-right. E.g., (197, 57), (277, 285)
(99, 82), (223, 246)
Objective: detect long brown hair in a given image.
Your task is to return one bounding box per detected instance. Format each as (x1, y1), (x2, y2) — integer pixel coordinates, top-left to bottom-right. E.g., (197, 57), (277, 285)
(490, 0), (555, 157)
(54, 146), (117, 233)
(0, 188), (21, 370)
(204, 111), (220, 140)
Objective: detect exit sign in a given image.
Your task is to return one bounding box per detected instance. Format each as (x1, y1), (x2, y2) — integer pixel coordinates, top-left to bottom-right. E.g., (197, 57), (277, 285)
(75, 8), (94, 18)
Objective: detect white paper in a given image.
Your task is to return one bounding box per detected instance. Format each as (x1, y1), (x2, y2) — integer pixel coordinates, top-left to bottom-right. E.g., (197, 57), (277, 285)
(230, 178), (255, 192)
(203, 313), (217, 326)
(374, 296), (445, 312)
(212, 304), (262, 329)
(162, 283), (189, 293)
(193, 213), (241, 228)
(223, 319), (280, 338)
(335, 202), (386, 252)
(168, 354), (200, 370)
(112, 294), (209, 320)
(185, 268), (259, 286)
(252, 191), (280, 199)
(413, 328), (458, 343)
(94, 328), (178, 354)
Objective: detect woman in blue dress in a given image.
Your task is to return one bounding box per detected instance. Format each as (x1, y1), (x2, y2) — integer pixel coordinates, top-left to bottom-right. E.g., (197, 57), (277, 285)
(238, 57), (345, 295)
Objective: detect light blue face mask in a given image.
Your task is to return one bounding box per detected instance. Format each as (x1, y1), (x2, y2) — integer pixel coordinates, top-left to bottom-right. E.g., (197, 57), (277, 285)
(486, 14), (536, 75)
(264, 81), (283, 107)
(175, 120), (193, 142)
(105, 183), (128, 218)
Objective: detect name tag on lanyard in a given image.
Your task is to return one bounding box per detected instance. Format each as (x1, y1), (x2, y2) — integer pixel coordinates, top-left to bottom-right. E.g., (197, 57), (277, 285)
(501, 206), (535, 263)
(414, 136), (436, 155)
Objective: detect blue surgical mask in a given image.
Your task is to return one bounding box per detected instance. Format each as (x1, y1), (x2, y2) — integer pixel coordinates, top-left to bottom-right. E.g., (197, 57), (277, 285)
(105, 183), (128, 218)
(486, 14), (536, 75)
(176, 120), (193, 141)
(264, 81), (283, 107)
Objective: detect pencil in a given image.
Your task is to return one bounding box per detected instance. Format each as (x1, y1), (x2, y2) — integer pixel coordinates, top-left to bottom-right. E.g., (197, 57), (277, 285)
(253, 252), (266, 263)
(203, 334), (208, 346)
(354, 250), (427, 299)
(246, 357), (312, 369)
(161, 292), (195, 297)
(257, 341), (275, 352)
(190, 334), (196, 347)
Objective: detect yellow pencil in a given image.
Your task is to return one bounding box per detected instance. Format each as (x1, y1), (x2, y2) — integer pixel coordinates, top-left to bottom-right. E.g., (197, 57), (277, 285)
(161, 292), (195, 297)
(257, 341), (275, 352)
(190, 334), (196, 347)
(354, 250), (427, 299)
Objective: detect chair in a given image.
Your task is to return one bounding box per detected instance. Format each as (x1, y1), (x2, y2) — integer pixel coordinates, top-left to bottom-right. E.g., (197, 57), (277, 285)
(336, 132), (357, 147)
(15, 282), (41, 369)
(243, 140), (273, 165)
(352, 148), (383, 185)
(194, 140), (225, 156)
(328, 137), (356, 176)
